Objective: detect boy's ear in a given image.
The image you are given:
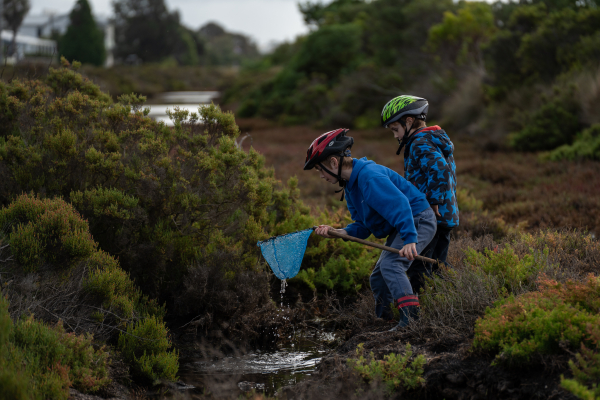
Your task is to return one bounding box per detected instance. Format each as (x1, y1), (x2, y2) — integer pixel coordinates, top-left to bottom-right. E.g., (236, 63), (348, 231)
(329, 157), (338, 169)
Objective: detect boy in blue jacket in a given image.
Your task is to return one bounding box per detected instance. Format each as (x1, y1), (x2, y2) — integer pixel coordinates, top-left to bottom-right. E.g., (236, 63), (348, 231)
(381, 95), (459, 294)
(304, 128), (436, 329)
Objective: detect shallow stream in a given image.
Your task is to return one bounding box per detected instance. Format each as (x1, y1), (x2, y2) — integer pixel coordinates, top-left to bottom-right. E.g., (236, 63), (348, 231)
(178, 329), (334, 397)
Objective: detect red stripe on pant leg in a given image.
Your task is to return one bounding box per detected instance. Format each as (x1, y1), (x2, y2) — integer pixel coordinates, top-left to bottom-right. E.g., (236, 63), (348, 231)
(397, 295), (420, 309)
(397, 295), (418, 304)
(398, 302), (420, 309)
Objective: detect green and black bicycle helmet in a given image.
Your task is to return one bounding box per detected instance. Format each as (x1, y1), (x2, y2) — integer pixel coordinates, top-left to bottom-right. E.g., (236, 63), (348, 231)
(381, 95), (429, 155)
(381, 95), (428, 128)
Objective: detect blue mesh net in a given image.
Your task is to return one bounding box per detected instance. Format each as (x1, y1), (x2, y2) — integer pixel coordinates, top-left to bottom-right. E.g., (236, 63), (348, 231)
(257, 228), (313, 279)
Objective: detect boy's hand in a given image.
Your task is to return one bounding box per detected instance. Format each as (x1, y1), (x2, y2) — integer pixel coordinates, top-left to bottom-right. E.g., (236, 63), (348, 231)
(431, 204), (441, 217)
(314, 225), (344, 238)
(399, 243), (418, 261)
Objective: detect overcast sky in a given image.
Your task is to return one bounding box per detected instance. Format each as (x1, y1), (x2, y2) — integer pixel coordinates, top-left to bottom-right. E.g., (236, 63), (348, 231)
(29, 0), (320, 51)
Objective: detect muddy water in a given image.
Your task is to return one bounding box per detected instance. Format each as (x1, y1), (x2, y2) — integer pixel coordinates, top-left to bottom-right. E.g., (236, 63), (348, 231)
(179, 330), (334, 397)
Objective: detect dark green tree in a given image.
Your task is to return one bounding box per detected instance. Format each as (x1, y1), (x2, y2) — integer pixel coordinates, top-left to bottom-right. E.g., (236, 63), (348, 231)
(113, 0), (198, 64)
(59, 0), (105, 66)
(196, 22), (259, 66)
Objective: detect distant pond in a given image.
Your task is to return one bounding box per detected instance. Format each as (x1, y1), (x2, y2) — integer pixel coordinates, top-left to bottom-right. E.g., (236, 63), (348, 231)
(145, 91), (220, 126)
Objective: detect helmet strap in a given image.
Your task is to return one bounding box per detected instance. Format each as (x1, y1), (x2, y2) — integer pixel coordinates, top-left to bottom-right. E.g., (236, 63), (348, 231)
(317, 156), (347, 202)
(396, 119), (426, 156)
(395, 120), (411, 155)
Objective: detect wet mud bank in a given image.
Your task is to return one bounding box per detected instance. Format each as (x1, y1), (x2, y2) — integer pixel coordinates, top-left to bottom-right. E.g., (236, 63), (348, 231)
(282, 322), (578, 400)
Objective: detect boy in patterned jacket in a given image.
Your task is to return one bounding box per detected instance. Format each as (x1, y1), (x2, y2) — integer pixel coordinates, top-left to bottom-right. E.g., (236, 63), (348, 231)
(381, 95), (459, 294)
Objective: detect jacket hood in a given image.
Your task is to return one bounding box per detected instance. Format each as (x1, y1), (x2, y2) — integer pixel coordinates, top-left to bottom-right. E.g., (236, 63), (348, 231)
(411, 126), (454, 158)
(347, 157), (373, 191)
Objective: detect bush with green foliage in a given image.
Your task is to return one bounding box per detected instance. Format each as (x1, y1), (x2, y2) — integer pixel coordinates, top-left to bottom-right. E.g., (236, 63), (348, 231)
(0, 294), (110, 399)
(509, 87), (582, 151)
(347, 343), (426, 395)
(464, 245), (550, 290)
(549, 123), (600, 161)
(561, 325), (600, 400)
(0, 193), (97, 272)
(473, 275), (600, 365)
(0, 194), (173, 384)
(0, 59), (276, 302)
(427, 2), (496, 69)
(118, 316), (178, 383)
(0, 194), (162, 322)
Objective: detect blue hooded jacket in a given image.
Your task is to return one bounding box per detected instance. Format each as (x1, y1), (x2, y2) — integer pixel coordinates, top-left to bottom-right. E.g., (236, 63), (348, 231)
(404, 126), (459, 228)
(344, 157), (430, 244)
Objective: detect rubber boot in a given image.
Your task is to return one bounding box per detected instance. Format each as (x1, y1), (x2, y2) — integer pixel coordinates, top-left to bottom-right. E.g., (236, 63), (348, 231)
(389, 295), (420, 332)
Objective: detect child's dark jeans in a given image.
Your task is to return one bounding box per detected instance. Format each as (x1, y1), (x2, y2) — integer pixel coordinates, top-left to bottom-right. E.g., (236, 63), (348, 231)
(408, 226), (453, 295)
(369, 207), (437, 320)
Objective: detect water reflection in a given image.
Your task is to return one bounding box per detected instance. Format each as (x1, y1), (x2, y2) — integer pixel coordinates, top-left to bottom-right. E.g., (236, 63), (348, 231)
(145, 91), (220, 126)
(179, 330), (334, 396)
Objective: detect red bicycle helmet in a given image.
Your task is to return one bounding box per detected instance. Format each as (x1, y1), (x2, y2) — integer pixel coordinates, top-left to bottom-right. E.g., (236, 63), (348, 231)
(304, 128), (354, 201)
(304, 128), (353, 170)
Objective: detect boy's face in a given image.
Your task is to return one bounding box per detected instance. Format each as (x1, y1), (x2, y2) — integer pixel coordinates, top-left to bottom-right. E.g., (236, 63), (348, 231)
(315, 160), (339, 184)
(387, 121), (405, 140)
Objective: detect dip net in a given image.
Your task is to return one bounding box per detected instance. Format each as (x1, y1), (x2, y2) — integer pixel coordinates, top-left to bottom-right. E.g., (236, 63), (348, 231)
(257, 228), (313, 279)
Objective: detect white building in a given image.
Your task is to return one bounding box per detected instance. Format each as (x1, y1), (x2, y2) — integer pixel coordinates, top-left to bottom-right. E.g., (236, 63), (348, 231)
(4, 12), (115, 67)
(1, 29), (57, 64)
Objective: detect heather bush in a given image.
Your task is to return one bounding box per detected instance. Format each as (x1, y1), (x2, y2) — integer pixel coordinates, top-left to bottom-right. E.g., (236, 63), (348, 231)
(549, 123), (600, 161)
(472, 275), (600, 365)
(0, 194), (174, 383)
(0, 294), (31, 400)
(509, 86), (582, 151)
(464, 245), (550, 290)
(561, 325), (600, 400)
(12, 316), (111, 393)
(412, 229), (595, 340)
(0, 194), (96, 272)
(118, 316), (178, 383)
(0, 294), (110, 399)
(347, 343), (426, 395)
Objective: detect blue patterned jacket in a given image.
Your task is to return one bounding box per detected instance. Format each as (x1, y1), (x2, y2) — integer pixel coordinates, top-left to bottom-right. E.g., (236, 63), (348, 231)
(403, 126), (459, 228)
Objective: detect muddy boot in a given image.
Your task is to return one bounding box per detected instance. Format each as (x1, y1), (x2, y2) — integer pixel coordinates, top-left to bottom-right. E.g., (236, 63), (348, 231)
(389, 295), (420, 332)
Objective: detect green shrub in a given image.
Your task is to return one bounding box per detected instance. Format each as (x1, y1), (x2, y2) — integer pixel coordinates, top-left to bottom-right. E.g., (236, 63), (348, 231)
(347, 343), (426, 395)
(12, 316), (111, 393)
(473, 275), (600, 364)
(509, 87), (582, 151)
(0, 295), (31, 400)
(0, 194), (96, 272)
(118, 316), (179, 383)
(561, 325), (600, 400)
(548, 123), (600, 161)
(0, 194), (162, 322)
(0, 294), (110, 399)
(464, 245), (550, 290)
(456, 188), (483, 212)
(0, 61), (282, 311)
(0, 194), (172, 384)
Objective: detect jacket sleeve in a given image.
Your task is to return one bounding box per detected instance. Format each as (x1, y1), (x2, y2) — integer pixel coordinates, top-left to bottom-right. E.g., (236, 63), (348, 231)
(344, 190), (371, 239)
(411, 144), (451, 206)
(362, 176), (418, 244)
